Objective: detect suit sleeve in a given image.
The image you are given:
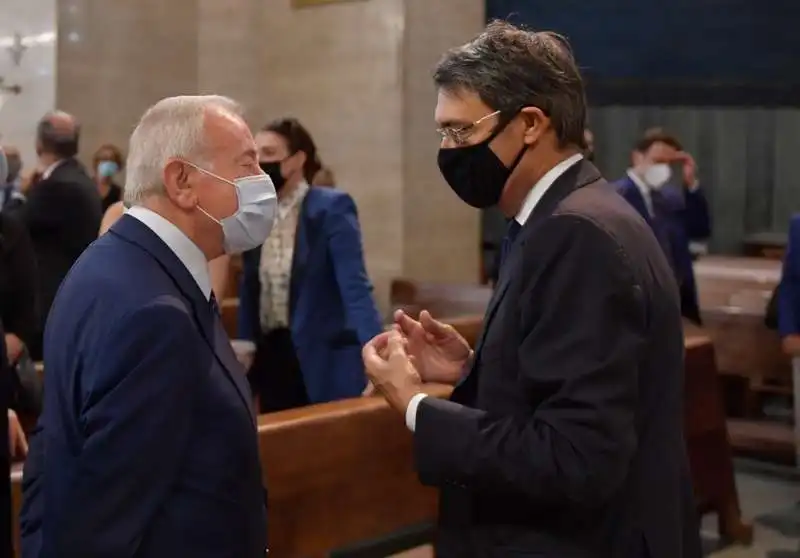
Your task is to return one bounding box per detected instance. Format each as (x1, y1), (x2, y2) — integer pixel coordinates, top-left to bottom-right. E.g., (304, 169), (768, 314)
(326, 193), (383, 346)
(2, 214), (37, 346)
(779, 216), (800, 337)
(683, 187), (711, 240)
(413, 215), (646, 509)
(54, 300), (203, 556)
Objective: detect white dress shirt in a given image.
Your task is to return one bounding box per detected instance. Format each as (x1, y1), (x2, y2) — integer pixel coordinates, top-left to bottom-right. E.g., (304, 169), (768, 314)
(626, 169), (654, 216)
(405, 152), (584, 431)
(126, 206), (212, 300)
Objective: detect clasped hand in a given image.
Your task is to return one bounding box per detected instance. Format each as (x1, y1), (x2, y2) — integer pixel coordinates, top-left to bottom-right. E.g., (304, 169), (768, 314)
(361, 309), (472, 413)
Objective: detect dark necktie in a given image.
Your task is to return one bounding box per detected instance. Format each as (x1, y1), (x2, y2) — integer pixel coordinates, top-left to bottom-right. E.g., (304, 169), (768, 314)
(499, 220), (522, 270)
(209, 292), (221, 317)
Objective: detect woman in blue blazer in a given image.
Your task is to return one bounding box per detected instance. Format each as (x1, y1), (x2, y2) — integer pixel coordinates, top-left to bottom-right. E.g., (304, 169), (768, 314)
(238, 118), (382, 412)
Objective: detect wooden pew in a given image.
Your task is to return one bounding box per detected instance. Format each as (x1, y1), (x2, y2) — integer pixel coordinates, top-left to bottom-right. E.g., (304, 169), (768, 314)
(693, 256), (790, 413)
(742, 232), (787, 261)
(9, 385), (452, 558)
(684, 335), (753, 544)
(390, 279), (491, 321)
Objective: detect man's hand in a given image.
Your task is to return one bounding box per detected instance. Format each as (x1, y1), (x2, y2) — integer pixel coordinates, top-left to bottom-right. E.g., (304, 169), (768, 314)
(676, 151), (698, 188)
(394, 309), (472, 385)
(8, 409), (27, 459)
(362, 328), (422, 414)
(5, 333), (24, 364)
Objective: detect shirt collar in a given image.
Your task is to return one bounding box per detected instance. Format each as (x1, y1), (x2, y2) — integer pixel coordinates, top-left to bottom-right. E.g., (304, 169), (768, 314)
(126, 206), (212, 300)
(515, 153), (583, 226)
(278, 180), (309, 218)
(41, 159), (66, 180)
(626, 168), (650, 199)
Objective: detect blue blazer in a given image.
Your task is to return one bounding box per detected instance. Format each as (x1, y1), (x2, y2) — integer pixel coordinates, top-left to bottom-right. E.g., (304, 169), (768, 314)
(238, 186), (382, 404)
(20, 215), (267, 558)
(778, 215), (800, 337)
(613, 177), (701, 323)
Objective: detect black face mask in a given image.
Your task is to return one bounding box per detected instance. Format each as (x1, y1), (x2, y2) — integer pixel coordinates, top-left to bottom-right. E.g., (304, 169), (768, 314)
(259, 161), (286, 192)
(437, 120), (528, 209)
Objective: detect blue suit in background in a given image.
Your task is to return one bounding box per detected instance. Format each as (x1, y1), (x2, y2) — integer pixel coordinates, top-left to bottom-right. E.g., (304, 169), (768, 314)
(614, 175), (702, 324)
(238, 186), (382, 404)
(20, 215), (267, 558)
(778, 215), (800, 338)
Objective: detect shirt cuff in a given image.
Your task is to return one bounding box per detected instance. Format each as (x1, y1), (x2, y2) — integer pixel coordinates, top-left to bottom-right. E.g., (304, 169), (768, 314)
(405, 393), (428, 432)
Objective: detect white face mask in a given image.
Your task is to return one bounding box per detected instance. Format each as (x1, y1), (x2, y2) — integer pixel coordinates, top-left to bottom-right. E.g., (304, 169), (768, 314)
(187, 163), (277, 254)
(642, 163), (671, 190)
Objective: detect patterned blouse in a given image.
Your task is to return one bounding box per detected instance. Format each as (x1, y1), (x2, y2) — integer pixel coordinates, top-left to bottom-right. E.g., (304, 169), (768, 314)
(259, 182), (309, 331)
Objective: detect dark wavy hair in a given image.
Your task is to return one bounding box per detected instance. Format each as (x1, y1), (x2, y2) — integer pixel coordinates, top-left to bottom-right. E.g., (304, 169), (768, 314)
(261, 118), (324, 184)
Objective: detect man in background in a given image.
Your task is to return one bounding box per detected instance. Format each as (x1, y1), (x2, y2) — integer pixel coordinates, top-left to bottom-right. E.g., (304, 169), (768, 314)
(12, 111), (102, 358)
(0, 145), (25, 211)
(614, 128), (711, 324)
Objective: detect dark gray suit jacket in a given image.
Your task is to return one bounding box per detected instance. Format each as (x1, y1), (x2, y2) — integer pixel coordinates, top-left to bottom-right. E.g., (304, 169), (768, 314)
(414, 160), (701, 558)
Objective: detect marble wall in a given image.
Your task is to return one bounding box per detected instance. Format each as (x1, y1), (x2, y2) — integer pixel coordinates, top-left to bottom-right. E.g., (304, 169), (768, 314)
(55, 0), (483, 312)
(0, 0), (57, 168)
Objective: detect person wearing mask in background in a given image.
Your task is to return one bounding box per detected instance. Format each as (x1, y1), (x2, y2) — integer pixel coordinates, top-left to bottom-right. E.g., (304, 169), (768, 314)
(361, 22), (700, 558)
(20, 95), (270, 557)
(0, 145), (25, 211)
(613, 128), (710, 325)
(11, 111), (102, 359)
(100, 200), (233, 301)
(237, 117), (382, 412)
(92, 143), (124, 213)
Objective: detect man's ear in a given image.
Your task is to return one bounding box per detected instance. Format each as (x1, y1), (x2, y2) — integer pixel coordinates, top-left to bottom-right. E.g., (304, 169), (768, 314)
(162, 159), (198, 210)
(519, 106), (549, 146)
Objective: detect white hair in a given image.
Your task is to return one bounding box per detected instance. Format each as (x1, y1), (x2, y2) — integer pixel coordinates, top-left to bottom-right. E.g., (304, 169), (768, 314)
(124, 95), (243, 206)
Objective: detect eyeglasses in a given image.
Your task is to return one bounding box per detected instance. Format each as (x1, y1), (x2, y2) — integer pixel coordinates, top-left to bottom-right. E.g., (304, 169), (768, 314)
(436, 110), (501, 146)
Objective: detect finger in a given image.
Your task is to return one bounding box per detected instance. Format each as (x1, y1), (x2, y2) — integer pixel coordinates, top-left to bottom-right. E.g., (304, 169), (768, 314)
(362, 382), (376, 397)
(386, 329), (407, 358)
(394, 310), (423, 336)
(370, 331), (392, 353)
(420, 310), (452, 339)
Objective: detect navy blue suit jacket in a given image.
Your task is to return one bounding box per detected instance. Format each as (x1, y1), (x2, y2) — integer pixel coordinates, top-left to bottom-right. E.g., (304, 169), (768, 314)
(613, 176), (702, 324)
(778, 214), (800, 337)
(20, 215), (267, 558)
(238, 186), (382, 403)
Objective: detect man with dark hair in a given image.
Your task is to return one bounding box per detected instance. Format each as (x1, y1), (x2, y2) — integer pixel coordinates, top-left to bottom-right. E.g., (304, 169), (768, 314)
(614, 128), (711, 324)
(13, 111), (102, 359)
(362, 21), (700, 558)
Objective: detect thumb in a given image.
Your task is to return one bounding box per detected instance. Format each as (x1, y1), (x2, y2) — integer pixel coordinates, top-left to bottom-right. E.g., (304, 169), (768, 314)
(419, 310), (451, 340)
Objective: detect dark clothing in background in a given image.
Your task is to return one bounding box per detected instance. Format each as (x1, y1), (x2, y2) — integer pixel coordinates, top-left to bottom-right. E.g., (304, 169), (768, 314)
(0, 212), (38, 349)
(10, 158), (102, 359)
(249, 328), (309, 413)
(101, 183), (122, 214)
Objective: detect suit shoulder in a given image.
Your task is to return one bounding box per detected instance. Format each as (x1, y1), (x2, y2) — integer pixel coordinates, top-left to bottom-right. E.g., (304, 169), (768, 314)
(554, 181), (654, 247)
(790, 213), (800, 232)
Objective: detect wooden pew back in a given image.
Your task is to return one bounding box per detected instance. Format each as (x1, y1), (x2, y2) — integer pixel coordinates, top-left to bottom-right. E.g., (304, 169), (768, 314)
(390, 279), (491, 320)
(258, 385), (450, 557)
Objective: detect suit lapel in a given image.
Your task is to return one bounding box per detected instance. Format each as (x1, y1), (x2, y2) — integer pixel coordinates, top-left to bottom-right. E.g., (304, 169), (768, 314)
(210, 312), (256, 420)
(110, 215), (256, 423)
(461, 160), (602, 385)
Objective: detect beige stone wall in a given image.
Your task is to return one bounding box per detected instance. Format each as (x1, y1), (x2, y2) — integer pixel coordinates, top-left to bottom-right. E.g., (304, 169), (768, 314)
(56, 0), (483, 315)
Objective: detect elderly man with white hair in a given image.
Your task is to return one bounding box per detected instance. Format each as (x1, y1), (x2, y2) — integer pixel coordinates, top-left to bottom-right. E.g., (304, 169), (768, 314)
(20, 96), (276, 558)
